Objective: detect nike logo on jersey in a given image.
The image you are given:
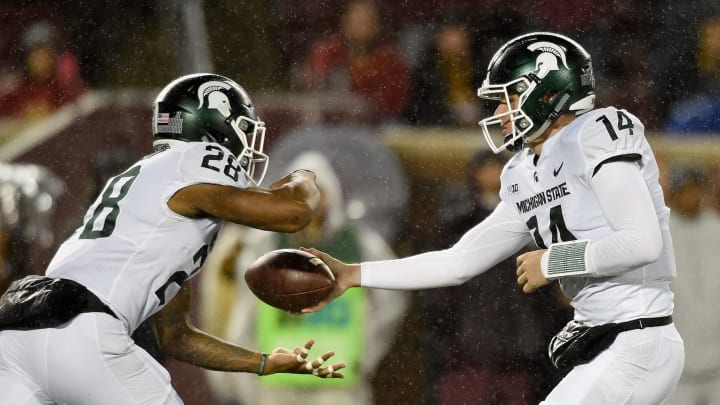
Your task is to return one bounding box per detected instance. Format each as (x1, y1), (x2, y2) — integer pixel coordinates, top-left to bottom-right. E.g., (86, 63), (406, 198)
(553, 162), (564, 177)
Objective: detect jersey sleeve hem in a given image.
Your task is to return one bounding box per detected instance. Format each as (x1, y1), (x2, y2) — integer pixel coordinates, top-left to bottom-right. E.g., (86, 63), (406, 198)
(591, 153), (641, 177)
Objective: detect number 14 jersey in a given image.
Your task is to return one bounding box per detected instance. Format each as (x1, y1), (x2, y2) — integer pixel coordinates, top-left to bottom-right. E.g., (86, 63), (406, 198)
(499, 106), (676, 324)
(46, 142), (246, 333)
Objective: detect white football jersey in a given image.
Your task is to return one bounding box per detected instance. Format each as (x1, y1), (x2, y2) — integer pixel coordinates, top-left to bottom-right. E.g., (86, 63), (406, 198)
(499, 106), (676, 324)
(46, 142), (247, 332)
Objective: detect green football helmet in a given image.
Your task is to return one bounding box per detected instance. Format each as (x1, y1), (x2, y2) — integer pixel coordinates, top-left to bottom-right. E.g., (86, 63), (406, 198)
(152, 73), (268, 185)
(477, 32), (595, 153)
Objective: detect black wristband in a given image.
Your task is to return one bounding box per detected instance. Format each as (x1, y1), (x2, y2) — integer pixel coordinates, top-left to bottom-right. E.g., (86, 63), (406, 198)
(258, 352), (268, 376)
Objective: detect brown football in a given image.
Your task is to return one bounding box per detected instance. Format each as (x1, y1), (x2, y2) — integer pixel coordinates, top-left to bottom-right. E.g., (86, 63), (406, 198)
(244, 248), (335, 312)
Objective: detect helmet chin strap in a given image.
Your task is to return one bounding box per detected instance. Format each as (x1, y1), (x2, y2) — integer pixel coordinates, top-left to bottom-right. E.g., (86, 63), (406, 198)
(505, 134), (524, 152)
(523, 92), (572, 147)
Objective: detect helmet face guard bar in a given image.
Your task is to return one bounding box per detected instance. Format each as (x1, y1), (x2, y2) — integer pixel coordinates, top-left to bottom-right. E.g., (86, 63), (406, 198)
(477, 77), (536, 154)
(231, 116), (268, 186)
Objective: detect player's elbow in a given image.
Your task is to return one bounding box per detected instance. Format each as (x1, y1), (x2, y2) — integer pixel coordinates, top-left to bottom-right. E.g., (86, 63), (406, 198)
(154, 324), (182, 354)
(635, 231), (663, 265)
(444, 263), (477, 286)
(152, 317), (191, 357)
(623, 228), (663, 267)
(450, 273), (475, 286)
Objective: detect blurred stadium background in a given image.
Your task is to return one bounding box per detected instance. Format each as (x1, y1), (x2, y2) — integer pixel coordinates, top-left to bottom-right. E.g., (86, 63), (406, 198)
(2, 1), (720, 404)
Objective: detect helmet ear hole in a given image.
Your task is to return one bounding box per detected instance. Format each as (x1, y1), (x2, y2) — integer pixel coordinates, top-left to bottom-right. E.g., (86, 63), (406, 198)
(513, 81), (529, 93)
(516, 118), (532, 129)
(236, 117), (250, 132)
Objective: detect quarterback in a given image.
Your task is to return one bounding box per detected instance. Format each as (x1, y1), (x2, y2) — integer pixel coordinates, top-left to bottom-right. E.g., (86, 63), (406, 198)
(304, 32), (684, 404)
(0, 73), (344, 404)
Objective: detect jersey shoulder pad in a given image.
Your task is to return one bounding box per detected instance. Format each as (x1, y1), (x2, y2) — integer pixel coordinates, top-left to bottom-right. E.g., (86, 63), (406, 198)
(176, 142), (248, 188)
(559, 107), (646, 178)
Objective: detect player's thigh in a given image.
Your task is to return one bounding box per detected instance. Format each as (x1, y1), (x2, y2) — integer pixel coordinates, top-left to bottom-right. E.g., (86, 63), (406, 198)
(0, 369), (53, 405)
(46, 313), (183, 405)
(541, 324), (684, 405)
(626, 325), (684, 404)
(0, 331), (53, 405)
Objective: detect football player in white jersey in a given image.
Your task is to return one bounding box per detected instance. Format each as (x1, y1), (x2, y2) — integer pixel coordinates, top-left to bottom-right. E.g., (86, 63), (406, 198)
(301, 33), (685, 404)
(0, 73), (345, 405)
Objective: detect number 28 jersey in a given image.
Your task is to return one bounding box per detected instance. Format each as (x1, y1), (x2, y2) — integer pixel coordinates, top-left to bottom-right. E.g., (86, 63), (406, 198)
(499, 106), (676, 324)
(46, 142), (246, 333)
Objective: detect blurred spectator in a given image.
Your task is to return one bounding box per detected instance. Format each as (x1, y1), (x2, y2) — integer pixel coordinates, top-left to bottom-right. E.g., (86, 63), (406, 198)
(203, 151), (409, 405)
(518, 0), (660, 127)
(0, 163), (64, 294)
(593, 5), (658, 128)
(665, 16), (720, 133)
(647, 1), (720, 128)
(302, 0), (411, 124)
(0, 20), (85, 121)
(522, 0), (614, 38)
(406, 11), (483, 127)
(665, 164), (720, 404)
(416, 150), (572, 405)
(402, 1), (530, 127)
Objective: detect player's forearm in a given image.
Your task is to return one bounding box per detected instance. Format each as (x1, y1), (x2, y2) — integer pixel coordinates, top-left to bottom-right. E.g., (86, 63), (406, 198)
(151, 287), (265, 374)
(163, 326), (263, 373)
(361, 202), (530, 289)
(361, 245), (507, 289)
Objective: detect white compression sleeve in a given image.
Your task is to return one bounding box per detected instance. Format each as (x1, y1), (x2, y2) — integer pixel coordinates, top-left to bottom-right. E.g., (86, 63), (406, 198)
(361, 201), (531, 289)
(585, 160), (663, 276)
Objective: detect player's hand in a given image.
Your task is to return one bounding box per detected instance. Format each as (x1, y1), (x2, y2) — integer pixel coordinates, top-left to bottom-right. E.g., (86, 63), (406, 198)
(516, 249), (550, 293)
(298, 247), (359, 313)
(268, 169), (317, 189)
(265, 339), (345, 378)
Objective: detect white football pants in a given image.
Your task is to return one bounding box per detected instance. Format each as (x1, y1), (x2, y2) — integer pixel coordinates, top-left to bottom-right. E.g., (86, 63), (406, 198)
(0, 312), (183, 405)
(542, 323), (684, 405)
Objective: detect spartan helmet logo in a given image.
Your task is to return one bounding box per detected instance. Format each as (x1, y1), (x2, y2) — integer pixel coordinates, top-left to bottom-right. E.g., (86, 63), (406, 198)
(527, 41), (569, 79)
(197, 81), (233, 118)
